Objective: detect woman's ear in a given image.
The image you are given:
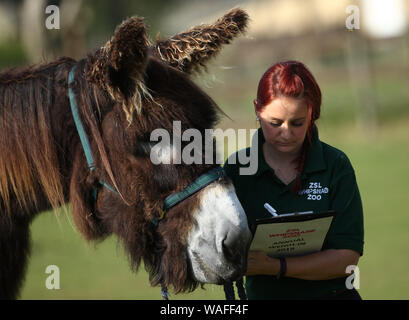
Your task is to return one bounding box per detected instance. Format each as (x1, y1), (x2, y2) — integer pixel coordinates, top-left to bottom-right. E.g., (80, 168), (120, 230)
(254, 99), (260, 120)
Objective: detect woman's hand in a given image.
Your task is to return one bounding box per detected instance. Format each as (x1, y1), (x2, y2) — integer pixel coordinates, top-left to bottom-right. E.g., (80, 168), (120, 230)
(245, 250), (280, 276)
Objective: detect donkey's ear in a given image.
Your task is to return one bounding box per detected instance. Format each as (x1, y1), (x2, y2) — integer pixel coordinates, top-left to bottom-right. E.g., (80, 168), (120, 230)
(87, 17), (150, 102)
(152, 8), (249, 74)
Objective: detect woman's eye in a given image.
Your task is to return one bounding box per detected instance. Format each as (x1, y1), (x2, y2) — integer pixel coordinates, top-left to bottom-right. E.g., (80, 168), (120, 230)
(292, 122), (304, 127)
(270, 122), (281, 127)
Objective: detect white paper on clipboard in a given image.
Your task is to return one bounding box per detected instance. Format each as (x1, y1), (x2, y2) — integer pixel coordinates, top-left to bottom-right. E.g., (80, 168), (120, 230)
(249, 211), (336, 258)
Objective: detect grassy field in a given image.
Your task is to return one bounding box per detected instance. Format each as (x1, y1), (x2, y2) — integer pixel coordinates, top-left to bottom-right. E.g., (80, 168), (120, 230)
(19, 117), (409, 300)
(320, 119), (409, 300)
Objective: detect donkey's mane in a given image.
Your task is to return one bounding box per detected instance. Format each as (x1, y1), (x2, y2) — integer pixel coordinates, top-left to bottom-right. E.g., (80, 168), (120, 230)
(0, 57), (74, 85)
(0, 57), (75, 215)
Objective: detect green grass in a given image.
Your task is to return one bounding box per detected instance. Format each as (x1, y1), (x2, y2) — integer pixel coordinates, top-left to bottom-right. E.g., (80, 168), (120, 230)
(21, 211), (226, 300)
(20, 119), (409, 300)
(320, 120), (409, 300)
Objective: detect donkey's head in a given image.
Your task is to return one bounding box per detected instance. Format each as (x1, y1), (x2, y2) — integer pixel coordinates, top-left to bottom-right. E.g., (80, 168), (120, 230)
(69, 8), (252, 293)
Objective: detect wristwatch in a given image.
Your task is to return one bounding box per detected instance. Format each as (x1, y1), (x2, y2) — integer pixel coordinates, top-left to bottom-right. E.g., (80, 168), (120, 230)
(276, 257), (287, 279)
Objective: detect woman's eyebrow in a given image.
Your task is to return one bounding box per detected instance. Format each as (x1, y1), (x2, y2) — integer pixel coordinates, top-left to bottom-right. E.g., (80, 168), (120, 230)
(269, 117), (306, 121)
(291, 117), (307, 121)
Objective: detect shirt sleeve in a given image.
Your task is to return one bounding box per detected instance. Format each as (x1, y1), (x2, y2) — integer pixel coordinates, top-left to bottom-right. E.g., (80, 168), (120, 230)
(324, 154), (365, 256)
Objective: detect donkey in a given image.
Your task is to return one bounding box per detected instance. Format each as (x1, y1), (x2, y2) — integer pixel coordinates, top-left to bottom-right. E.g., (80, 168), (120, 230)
(0, 9), (252, 299)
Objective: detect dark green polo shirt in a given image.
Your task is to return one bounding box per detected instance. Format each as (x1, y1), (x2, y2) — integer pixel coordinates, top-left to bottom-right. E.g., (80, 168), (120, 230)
(224, 128), (364, 299)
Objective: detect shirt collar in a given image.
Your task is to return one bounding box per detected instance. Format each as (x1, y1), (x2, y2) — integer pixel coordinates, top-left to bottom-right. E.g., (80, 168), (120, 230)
(252, 127), (326, 177)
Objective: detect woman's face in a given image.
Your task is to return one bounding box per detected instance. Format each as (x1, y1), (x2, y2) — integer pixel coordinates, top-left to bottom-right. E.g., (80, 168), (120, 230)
(256, 96), (309, 157)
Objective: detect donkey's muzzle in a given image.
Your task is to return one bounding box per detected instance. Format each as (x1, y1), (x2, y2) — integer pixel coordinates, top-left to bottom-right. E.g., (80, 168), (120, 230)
(186, 181), (252, 284)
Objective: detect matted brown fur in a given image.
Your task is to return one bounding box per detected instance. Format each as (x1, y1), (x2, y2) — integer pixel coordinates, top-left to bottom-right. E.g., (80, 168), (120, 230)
(0, 57), (75, 215)
(0, 8), (249, 299)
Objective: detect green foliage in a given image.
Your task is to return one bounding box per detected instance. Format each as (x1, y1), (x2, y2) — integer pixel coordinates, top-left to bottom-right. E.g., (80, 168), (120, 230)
(84, 0), (183, 43)
(0, 40), (27, 70)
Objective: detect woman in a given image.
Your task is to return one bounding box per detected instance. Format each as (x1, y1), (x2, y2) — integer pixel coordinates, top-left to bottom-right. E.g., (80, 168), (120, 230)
(224, 61), (364, 300)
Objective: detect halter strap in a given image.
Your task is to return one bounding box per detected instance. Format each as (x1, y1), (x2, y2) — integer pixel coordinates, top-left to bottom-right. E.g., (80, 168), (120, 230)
(68, 65), (95, 170)
(68, 65), (118, 198)
(151, 167), (225, 226)
(163, 167), (225, 210)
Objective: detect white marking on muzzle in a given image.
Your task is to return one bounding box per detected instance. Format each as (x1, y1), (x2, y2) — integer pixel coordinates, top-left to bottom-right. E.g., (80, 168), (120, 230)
(187, 181), (251, 283)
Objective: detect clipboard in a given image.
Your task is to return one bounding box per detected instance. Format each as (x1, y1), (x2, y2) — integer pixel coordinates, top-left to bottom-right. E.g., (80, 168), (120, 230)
(250, 210), (337, 258)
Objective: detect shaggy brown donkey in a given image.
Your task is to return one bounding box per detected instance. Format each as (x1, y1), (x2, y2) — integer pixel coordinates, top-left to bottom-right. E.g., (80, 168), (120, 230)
(0, 9), (252, 299)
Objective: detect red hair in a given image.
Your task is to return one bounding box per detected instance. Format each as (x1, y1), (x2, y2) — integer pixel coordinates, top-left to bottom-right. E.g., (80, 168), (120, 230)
(255, 61), (322, 192)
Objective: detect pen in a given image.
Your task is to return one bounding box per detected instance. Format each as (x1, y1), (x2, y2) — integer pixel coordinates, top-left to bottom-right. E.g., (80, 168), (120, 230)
(278, 211), (314, 217)
(264, 203), (279, 217)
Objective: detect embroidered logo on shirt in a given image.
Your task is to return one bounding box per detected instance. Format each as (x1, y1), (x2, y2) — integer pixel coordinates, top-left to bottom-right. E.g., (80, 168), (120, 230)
(298, 182), (329, 200)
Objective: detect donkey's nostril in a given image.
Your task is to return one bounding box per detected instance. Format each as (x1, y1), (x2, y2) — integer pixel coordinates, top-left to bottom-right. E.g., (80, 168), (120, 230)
(222, 240), (234, 260)
(222, 236), (242, 265)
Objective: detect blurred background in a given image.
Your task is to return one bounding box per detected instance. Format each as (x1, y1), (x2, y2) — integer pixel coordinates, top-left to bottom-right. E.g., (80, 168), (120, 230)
(1, 0), (408, 299)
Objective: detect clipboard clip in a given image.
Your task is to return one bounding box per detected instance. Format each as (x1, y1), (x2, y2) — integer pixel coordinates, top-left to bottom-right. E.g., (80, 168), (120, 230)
(264, 202), (314, 218)
(264, 203), (278, 217)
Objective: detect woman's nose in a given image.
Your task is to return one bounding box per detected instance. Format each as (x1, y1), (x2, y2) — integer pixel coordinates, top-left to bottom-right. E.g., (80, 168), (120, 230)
(280, 123), (291, 138)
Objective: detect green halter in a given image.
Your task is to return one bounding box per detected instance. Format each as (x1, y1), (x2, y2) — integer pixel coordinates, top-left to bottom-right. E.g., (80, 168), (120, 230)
(68, 65), (118, 199)
(152, 166), (226, 226)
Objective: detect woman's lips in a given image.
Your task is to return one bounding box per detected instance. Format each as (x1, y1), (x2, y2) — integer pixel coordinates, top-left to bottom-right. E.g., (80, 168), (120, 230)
(276, 142), (293, 146)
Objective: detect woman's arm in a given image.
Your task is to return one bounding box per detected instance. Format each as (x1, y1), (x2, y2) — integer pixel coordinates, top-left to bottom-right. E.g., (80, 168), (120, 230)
(246, 249), (360, 281)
